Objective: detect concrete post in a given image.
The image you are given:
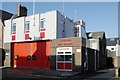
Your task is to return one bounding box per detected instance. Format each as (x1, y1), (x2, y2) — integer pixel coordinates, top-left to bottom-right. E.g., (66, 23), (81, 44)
(115, 67), (120, 78)
(115, 68), (119, 77)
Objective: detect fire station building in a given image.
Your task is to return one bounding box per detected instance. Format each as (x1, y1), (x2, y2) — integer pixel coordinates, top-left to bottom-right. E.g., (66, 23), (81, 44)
(4, 5), (107, 72)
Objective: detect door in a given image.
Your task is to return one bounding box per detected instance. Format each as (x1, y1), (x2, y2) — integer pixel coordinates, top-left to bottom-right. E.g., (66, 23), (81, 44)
(56, 47), (72, 71)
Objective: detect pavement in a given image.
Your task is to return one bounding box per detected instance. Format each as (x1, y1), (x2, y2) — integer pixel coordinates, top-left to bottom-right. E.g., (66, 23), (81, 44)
(1, 67), (118, 80)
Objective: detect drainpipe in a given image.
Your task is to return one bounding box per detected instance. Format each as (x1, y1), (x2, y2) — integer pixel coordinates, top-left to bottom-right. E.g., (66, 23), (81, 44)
(98, 52), (99, 69)
(2, 22), (3, 48)
(94, 50), (96, 71)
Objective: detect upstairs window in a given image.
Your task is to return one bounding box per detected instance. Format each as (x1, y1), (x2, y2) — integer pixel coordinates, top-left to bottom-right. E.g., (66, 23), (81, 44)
(12, 23), (16, 33)
(40, 18), (45, 28)
(25, 21), (30, 33)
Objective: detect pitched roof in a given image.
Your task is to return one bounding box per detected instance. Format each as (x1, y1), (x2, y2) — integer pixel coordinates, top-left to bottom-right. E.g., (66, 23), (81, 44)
(87, 32), (105, 39)
(0, 10), (13, 20)
(11, 14), (18, 19)
(0, 10), (13, 25)
(106, 38), (118, 46)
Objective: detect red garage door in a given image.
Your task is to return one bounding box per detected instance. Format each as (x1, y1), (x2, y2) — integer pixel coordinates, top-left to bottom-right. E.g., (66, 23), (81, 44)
(11, 40), (50, 69)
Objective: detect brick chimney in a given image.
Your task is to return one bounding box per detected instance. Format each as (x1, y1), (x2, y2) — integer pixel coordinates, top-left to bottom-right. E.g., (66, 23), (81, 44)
(18, 4), (27, 17)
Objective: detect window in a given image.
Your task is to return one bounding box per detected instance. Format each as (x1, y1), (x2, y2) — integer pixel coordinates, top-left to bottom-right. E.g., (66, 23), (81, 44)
(40, 18), (45, 28)
(57, 55), (64, 61)
(25, 21), (30, 32)
(65, 55), (72, 61)
(65, 52), (71, 54)
(12, 23), (16, 32)
(57, 55), (72, 62)
(58, 52), (64, 54)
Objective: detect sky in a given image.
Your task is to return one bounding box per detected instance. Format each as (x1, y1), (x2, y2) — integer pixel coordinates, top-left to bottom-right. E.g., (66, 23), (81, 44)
(1, 2), (118, 38)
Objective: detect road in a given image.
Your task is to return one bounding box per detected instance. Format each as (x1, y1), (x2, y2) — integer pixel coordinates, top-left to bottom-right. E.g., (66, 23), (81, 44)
(73, 68), (116, 79)
(1, 68), (118, 80)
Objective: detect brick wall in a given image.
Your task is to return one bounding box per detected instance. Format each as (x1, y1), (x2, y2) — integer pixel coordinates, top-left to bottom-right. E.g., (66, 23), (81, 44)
(50, 37), (83, 72)
(113, 56), (120, 68)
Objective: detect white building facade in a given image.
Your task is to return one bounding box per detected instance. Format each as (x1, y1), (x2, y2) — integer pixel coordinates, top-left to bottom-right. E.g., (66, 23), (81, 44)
(106, 38), (119, 57)
(4, 10), (75, 43)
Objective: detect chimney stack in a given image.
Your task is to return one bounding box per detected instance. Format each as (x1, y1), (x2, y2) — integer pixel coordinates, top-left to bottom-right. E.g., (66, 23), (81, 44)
(18, 4), (27, 17)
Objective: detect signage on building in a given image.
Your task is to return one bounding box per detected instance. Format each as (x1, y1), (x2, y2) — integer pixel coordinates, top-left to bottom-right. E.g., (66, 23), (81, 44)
(76, 49), (81, 52)
(57, 47), (72, 52)
(57, 39), (73, 46)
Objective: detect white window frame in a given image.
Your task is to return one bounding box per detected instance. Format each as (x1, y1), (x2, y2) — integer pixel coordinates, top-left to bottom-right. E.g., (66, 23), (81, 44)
(40, 18), (45, 28)
(25, 21), (30, 32)
(12, 23), (16, 33)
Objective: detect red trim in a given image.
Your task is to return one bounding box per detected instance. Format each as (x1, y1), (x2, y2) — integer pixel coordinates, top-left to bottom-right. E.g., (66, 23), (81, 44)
(12, 32), (16, 34)
(39, 28), (46, 31)
(25, 34), (29, 40)
(25, 30), (30, 33)
(12, 35), (16, 40)
(40, 32), (45, 38)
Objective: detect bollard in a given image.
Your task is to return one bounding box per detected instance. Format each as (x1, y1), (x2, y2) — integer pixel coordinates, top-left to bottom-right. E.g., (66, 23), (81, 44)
(116, 68), (118, 77)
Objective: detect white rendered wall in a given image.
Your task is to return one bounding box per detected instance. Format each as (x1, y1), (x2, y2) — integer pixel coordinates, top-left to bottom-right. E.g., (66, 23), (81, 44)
(41, 10), (57, 40)
(89, 39), (99, 50)
(106, 46), (116, 52)
(14, 17), (25, 42)
(81, 26), (87, 39)
(75, 20), (87, 39)
(26, 14), (40, 40)
(57, 11), (74, 38)
(64, 17), (74, 38)
(86, 39), (90, 48)
(4, 10), (75, 43)
(4, 20), (12, 43)
(57, 11), (64, 38)
(116, 44), (120, 56)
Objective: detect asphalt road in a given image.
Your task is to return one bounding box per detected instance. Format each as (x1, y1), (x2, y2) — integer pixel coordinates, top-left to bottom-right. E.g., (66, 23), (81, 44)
(1, 68), (118, 80)
(73, 68), (118, 80)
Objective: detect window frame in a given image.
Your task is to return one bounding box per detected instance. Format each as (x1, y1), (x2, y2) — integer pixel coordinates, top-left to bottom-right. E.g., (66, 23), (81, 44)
(57, 52), (72, 62)
(25, 21), (30, 33)
(40, 18), (45, 29)
(12, 23), (16, 33)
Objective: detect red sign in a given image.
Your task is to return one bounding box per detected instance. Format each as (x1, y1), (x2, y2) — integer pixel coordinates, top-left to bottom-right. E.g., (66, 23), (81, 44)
(59, 48), (69, 50)
(40, 28), (46, 31)
(60, 39), (72, 42)
(58, 39), (72, 46)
